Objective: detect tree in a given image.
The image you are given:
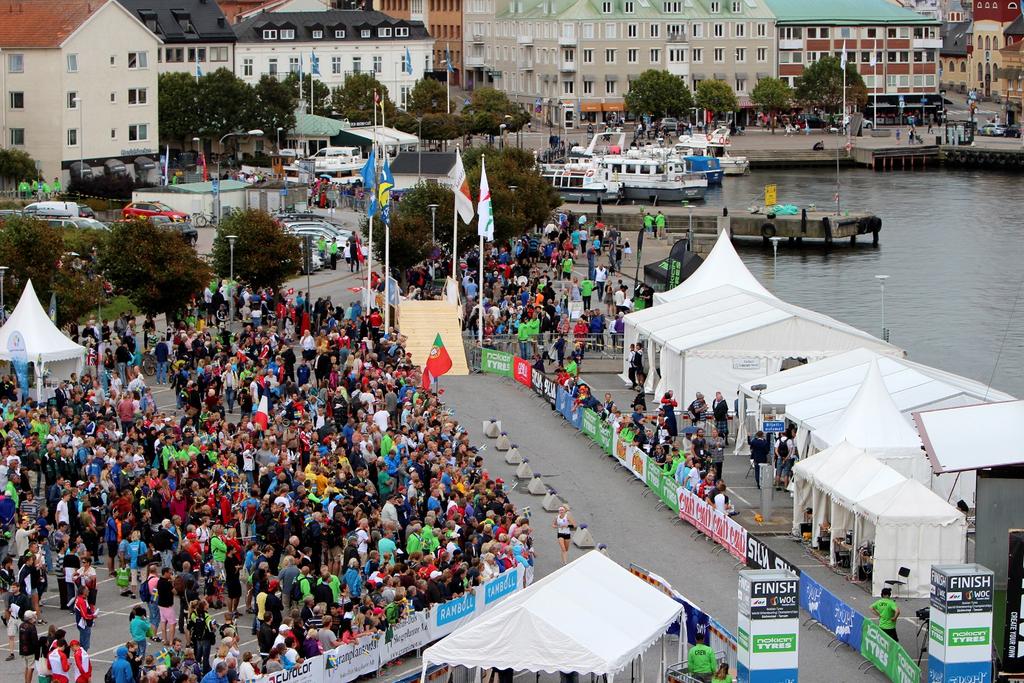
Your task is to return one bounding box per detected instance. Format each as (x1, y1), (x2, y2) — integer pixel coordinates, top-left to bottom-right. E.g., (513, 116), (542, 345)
(283, 73), (331, 114)
(406, 78), (451, 115)
(195, 68), (259, 140)
(158, 72), (203, 145)
(463, 88), (530, 136)
(211, 210), (302, 290)
(100, 219), (211, 317)
(0, 148), (37, 186)
(393, 111), (465, 142)
(330, 73), (397, 123)
(794, 56), (868, 113)
(750, 77), (794, 133)
(695, 80), (739, 120)
(624, 70), (694, 119)
(366, 182), (452, 276)
(252, 75), (297, 142)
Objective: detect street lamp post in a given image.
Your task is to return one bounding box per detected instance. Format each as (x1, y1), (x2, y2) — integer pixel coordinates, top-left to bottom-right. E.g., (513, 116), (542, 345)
(227, 234), (238, 324)
(305, 235), (312, 315)
(875, 274), (889, 341)
(73, 97), (84, 180)
(276, 127), (284, 153)
(0, 266), (7, 321)
(499, 123), (507, 150)
(428, 204), (438, 244)
(417, 116), (424, 182)
(770, 236), (782, 277)
(217, 129), (264, 222)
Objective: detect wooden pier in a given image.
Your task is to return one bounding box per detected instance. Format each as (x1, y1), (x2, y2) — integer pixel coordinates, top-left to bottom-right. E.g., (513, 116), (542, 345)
(851, 144), (941, 171)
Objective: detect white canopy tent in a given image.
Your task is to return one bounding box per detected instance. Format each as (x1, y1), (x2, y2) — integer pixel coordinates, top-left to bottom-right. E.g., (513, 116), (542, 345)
(914, 400), (1024, 473)
(622, 284), (901, 403)
(623, 229), (774, 392)
(420, 550), (683, 679)
(0, 280), (86, 400)
(853, 479), (967, 597)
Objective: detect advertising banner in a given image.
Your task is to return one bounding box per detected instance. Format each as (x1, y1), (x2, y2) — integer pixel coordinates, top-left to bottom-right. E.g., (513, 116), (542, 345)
(581, 408), (600, 440)
(530, 367), (545, 399)
(678, 488), (747, 561)
(512, 356), (532, 387)
(746, 535), (801, 577)
(861, 621), (921, 683)
(929, 564), (994, 683)
(627, 445), (648, 482)
(324, 638), (381, 683)
(799, 572), (863, 650)
(258, 657), (324, 683)
(569, 402), (583, 430)
(378, 611), (432, 665)
(480, 348), (513, 376)
(557, 387), (573, 421)
(737, 571), (799, 683)
(597, 421), (613, 454)
(1004, 530), (1024, 674)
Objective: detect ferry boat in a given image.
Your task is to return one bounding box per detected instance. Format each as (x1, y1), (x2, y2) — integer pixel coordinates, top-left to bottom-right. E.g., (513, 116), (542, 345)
(543, 153), (706, 202)
(677, 128), (750, 176)
(282, 146), (365, 184)
(541, 161), (619, 202)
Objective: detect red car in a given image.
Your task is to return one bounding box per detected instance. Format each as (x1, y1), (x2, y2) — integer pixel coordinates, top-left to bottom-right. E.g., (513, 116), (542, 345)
(121, 201), (187, 221)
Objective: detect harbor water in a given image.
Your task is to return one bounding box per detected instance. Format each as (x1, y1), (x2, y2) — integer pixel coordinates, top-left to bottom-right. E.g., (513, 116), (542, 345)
(700, 167), (1024, 396)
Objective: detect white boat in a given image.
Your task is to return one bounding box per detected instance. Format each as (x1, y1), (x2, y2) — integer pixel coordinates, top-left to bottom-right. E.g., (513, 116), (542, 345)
(541, 161), (620, 202)
(706, 127), (751, 175)
(307, 146), (364, 173)
(598, 152), (706, 202)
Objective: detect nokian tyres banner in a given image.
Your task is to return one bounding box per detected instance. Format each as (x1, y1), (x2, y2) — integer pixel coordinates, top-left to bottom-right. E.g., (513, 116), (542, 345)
(480, 348), (513, 376)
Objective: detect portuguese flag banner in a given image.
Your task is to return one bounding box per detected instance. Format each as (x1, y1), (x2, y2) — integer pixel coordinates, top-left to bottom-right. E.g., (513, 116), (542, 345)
(422, 334), (453, 388)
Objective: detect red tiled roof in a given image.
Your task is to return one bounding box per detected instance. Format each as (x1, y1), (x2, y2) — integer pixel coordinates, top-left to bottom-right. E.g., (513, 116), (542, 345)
(0, 0), (106, 49)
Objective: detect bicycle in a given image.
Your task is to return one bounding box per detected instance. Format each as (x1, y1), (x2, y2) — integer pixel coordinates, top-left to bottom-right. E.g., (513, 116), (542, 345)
(140, 350), (157, 377)
(191, 211), (216, 228)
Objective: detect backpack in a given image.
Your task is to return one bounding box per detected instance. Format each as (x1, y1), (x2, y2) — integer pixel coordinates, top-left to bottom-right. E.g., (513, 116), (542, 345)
(105, 667), (115, 683)
(777, 438), (790, 459)
(290, 575), (307, 602)
(139, 577), (153, 603)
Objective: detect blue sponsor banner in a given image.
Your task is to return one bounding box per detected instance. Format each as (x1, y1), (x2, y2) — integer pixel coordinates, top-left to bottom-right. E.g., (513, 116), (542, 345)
(435, 592), (477, 628)
(928, 655), (991, 683)
(800, 572), (863, 650)
(738, 665), (801, 683)
(557, 387), (573, 421)
(485, 568), (519, 604)
(570, 403), (583, 430)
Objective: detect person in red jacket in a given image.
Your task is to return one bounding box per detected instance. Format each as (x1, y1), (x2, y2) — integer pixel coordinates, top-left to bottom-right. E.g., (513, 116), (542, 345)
(69, 641), (91, 683)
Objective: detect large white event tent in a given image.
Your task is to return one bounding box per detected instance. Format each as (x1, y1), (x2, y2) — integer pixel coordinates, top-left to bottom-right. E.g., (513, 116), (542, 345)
(852, 479), (967, 598)
(0, 280), (86, 400)
(420, 551), (683, 680)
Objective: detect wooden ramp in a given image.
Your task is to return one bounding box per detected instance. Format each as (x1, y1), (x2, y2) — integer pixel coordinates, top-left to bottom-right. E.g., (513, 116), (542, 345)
(400, 300), (469, 375)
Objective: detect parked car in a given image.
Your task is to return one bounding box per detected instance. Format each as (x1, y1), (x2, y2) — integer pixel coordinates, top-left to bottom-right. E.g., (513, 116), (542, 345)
(795, 114), (828, 130)
(149, 215), (198, 244)
(660, 117), (679, 134)
(121, 201), (188, 221)
(23, 201), (87, 218)
(1004, 124), (1021, 138)
(44, 217), (110, 231)
(978, 123), (1007, 137)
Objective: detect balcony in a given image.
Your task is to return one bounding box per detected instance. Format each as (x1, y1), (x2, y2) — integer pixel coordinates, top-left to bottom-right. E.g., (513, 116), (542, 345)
(518, 58), (534, 70)
(667, 32), (688, 43)
(465, 54), (485, 67)
(558, 35), (577, 46)
(912, 38), (942, 49)
(779, 39), (803, 50)
(559, 60), (576, 72)
(471, 32), (485, 43)
(517, 35), (534, 45)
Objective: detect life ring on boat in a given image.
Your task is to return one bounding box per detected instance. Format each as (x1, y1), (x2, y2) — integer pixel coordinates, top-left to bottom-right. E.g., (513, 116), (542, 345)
(585, 169), (595, 177)
(760, 223), (777, 238)
(673, 175), (682, 182)
(706, 133), (714, 142)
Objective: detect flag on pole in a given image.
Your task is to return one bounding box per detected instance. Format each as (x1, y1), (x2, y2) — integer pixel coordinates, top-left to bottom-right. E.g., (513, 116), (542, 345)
(378, 156), (394, 225)
(48, 292), (57, 322)
(195, 54), (202, 81)
(869, 50), (877, 68)
(445, 45), (454, 73)
(360, 148), (378, 217)
(840, 45), (847, 70)
(253, 394), (269, 430)
(405, 47), (414, 75)
(374, 89), (382, 107)
(448, 149), (475, 223)
(299, 52), (304, 77)
(310, 51), (320, 76)
(477, 156), (493, 240)
(387, 276), (401, 306)
(422, 333), (453, 388)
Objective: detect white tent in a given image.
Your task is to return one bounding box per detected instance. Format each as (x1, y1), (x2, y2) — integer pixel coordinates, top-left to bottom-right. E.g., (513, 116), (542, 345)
(622, 284), (901, 403)
(623, 230), (773, 392)
(420, 550), (683, 678)
(853, 478), (967, 597)
(0, 280), (86, 400)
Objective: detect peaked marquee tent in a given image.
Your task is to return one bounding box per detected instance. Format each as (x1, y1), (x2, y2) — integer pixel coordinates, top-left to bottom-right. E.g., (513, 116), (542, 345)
(420, 550), (683, 678)
(0, 280), (86, 399)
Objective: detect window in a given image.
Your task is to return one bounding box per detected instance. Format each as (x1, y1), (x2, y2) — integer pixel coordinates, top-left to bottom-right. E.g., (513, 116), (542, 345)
(128, 124), (149, 141)
(110, 91), (117, 103)
(210, 47), (229, 62)
(819, 28), (829, 38)
(735, 22), (745, 38)
(650, 48), (660, 62)
(732, 0), (740, 10)
(110, 54), (116, 66)
(280, 29), (295, 39)
(268, 58), (278, 75)
(128, 51), (148, 69)
(128, 88), (147, 105)
(669, 48), (686, 62)
(780, 27), (801, 39)
(9, 92), (24, 109)
(601, 1), (611, 12)
(627, 23), (637, 38)
(714, 47), (724, 62)
(663, 1), (681, 10)
(360, 29), (371, 38)
(605, 79), (616, 94)
(378, 27), (391, 37)
(605, 23), (617, 38)
(583, 49), (593, 63)
(396, 27), (409, 36)
(111, 128), (117, 139)
(563, 79), (574, 94)
(713, 23), (724, 37)
(692, 48), (703, 62)
(67, 129), (78, 147)
(710, 1), (719, 11)
(10, 129), (24, 145)
(757, 47), (767, 62)
(187, 48), (206, 62)
(331, 56), (342, 74)
(605, 48), (616, 63)
(735, 47), (746, 62)
(243, 58), (254, 76)
(67, 91), (78, 108)
(67, 54), (78, 72)
(628, 48), (638, 63)
(312, 30), (323, 39)
(352, 56), (362, 72)
(165, 48), (184, 62)
(807, 27), (816, 38)
(583, 23), (594, 38)
(692, 22), (704, 38)
(8, 53), (24, 73)
(735, 77), (746, 92)
(625, 0), (634, 11)
(335, 29), (345, 38)
(756, 22), (766, 37)
(373, 55), (382, 72)
(583, 80), (593, 94)
(650, 23), (659, 38)
(866, 28), (877, 38)
(839, 27), (851, 38)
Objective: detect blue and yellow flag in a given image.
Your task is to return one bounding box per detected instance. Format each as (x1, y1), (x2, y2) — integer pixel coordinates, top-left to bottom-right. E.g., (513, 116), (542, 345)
(378, 156), (394, 225)
(360, 148), (377, 218)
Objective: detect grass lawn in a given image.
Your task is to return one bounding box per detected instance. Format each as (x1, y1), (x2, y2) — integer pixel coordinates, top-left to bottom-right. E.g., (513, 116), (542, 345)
(79, 294), (137, 324)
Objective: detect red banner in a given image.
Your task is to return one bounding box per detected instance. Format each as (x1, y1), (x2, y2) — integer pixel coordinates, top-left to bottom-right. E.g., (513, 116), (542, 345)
(513, 357), (532, 387)
(678, 488), (747, 561)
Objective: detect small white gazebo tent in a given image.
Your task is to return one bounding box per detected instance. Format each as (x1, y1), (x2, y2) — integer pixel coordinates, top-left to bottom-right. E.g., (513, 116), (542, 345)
(0, 280), (86, 400)
(853, 478), (967, 597)
(420, 550), (683, 679)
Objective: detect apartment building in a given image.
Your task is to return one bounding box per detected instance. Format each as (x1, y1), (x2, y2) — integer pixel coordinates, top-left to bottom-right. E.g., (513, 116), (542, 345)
(233, 8), (433, 110)
(766, 0), (942, 125)
(463, 0), (776, 129)
(0, 0), (161, 183)
(117, 0), (237, 75)
(378, 0), (464, 84)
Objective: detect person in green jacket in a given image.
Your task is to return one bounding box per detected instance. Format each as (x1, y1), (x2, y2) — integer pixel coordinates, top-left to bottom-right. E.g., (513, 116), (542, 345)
(710, 662), (733, 683)
(561, 254), (574, 280)
(655, 210), (666, 238)
(421, 525), (440, 554)
(642, 210), (654, 234)
(687, 633), (716, 681)
(580, 278), (595, 309)
(517, 315), (540, 359)
(406, 523), (423, 555)
(317, 565), (341, 604)
(209, 532), (228, 576)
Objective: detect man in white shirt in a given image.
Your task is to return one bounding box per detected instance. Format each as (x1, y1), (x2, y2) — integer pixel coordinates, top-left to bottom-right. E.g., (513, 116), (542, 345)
(56, 491), (71, 526)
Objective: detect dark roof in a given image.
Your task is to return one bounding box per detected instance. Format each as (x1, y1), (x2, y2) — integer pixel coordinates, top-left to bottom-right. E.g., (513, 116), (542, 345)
(390, 152), (455, 176)
(942, 20), (971, 56)
(116, 0), (235, 43)
(233, 9), (428, 42)
(1004, 14), (1024, 36)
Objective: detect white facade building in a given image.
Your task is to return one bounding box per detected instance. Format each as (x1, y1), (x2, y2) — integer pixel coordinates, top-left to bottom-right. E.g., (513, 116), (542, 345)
(116, 0), (237, 76)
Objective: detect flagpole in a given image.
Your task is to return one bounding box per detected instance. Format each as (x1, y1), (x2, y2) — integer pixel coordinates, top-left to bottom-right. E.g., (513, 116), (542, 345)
(446, 42), (452, 115)
(838, 44), (846, 217)
(452, 145), (460, 281)
(477, 154), (485, 347)
(366, 97), (377, 312)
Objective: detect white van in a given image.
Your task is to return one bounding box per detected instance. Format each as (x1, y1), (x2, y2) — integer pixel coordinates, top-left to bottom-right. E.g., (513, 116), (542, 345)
(23, 201), (85, 218)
